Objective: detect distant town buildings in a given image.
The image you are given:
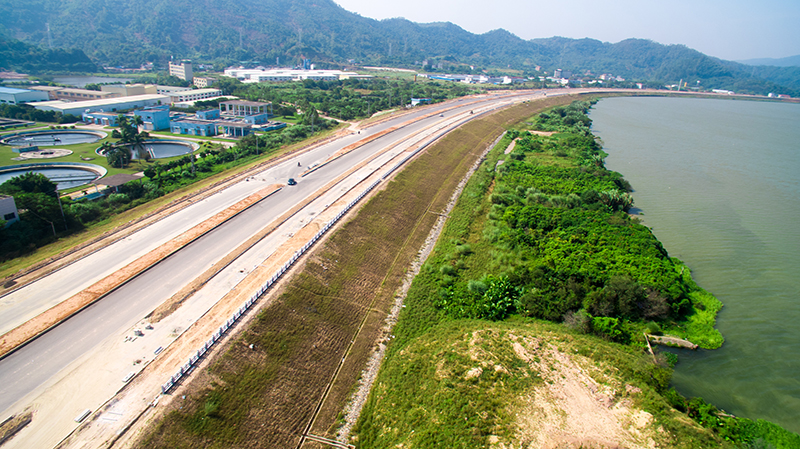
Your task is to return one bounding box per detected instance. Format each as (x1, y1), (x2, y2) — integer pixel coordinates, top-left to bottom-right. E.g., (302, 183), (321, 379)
(223, 67), (370, 83)
(168, 60), (193, 81)
(420, 74), (525, 85)
(553, 69), (572, 79)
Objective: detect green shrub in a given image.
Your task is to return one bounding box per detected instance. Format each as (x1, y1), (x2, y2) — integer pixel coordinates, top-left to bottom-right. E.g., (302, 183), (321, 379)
(591, 316), (627, 342)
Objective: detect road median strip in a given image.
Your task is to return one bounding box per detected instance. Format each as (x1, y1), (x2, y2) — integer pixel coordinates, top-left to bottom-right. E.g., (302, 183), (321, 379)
(0, 185), (283, 359)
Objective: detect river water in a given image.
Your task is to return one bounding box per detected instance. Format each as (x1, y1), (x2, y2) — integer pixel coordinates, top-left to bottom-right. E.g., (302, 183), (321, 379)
(589, 96), (800, 433)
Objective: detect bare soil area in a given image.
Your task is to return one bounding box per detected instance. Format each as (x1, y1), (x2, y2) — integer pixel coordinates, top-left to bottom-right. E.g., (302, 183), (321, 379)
(510, 337), (658, 449)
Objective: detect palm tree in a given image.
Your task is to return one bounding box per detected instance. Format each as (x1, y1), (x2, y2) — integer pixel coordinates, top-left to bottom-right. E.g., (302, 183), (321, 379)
(130, 132), (150, 161)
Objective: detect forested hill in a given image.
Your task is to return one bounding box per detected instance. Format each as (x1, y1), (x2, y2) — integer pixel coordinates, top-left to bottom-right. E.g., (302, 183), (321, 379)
(0, 38), (97, 73)
(1, 0), (799, 95)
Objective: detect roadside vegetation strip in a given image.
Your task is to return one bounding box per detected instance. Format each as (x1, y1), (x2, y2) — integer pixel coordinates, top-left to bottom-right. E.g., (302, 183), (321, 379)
(334, 131), (508, 443)
(138, 96), (579, 449)
(0, 185), (281, 359)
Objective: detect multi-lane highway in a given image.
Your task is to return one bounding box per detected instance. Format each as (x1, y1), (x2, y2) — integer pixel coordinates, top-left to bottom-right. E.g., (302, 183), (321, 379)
(0, 89), (586, 446)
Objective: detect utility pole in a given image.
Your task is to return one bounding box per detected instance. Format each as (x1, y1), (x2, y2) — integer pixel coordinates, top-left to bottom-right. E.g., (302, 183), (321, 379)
(56, 187), (67, 231)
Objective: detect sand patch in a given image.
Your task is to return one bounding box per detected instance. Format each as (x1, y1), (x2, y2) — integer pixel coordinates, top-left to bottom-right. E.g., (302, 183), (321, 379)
(503, 337), (656, 449)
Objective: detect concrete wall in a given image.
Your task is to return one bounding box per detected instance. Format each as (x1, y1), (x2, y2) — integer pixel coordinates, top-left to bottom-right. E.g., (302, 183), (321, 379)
(0, 195), (19, 226)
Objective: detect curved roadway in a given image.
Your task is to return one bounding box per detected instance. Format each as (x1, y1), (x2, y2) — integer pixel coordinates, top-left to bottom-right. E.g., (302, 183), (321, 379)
(0, 89), (575, 417)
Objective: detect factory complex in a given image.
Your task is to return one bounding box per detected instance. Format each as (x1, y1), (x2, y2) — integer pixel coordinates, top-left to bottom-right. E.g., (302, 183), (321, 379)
(223, 67), (371, 83)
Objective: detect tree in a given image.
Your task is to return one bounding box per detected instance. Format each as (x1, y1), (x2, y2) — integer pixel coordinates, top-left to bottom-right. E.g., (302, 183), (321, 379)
(105, 145), (132, 168)
(478, 275), (521, 321)
(0, 172), (57, 198)
(300, 101), (320, 128)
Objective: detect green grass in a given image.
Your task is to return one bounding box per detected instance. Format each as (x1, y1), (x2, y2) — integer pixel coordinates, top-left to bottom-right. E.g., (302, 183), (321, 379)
(662, 265), (724, 349)
(357, 318), (724, 449)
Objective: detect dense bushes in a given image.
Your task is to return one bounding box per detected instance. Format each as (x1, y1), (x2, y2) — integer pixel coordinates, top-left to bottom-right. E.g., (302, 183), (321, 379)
(428, 100), (703, 346)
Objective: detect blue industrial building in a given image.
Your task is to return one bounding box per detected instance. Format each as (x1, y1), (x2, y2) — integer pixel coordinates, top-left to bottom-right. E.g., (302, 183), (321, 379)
(196, 109), (220, 120)
(82, 111), (120, 126)
(170, 118), (218, 137)
(170, 110), (220, 136)
(134, 105), (170, 131)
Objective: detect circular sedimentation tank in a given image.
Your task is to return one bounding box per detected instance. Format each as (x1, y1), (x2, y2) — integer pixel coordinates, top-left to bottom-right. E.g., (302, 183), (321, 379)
(97, 140), (199, 160)
(0, 162), (107, 190)
(2, 130), (107, 147)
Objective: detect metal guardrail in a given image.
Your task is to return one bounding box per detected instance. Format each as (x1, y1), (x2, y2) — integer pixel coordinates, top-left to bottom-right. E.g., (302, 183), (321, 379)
(161, 177), (383, 394)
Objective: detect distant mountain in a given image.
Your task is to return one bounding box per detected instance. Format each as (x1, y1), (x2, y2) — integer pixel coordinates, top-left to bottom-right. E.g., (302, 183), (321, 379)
(737, 55), (800, 67)
(1, 0), (798, 95)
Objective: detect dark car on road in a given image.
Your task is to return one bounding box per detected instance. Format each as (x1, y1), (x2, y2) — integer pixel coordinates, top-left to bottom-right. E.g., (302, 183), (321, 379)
(287, 178), (297, 185)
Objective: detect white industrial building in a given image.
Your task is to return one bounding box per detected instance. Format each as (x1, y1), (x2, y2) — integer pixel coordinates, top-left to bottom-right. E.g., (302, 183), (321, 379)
(223, 67), (370, 83)
(193, 77), (216, 88)
(167, 88), (224, 104)
(0, 87), (50, 104)
(169, 60), (193, 81)
(31, 94), (170, 117)
(101, 83), (158, 97)
(156, 85), (193, 95)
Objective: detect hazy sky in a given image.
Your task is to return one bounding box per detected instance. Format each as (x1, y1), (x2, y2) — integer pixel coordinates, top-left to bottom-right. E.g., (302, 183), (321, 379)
(333, 0), (800, 61)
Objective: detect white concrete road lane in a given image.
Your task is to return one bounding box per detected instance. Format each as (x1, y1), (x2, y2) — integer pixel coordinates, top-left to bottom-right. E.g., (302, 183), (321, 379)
(0, 96), (493, 335)
(0, 91), (546, 418)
